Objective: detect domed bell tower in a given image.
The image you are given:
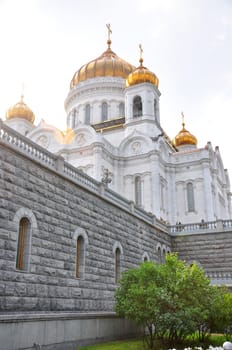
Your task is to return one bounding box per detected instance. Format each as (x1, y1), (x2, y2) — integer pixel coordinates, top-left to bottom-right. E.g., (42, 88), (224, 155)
(124, 45), (161, 137)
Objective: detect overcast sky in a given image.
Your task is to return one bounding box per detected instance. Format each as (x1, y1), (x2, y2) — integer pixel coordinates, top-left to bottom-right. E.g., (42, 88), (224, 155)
(0, 0), (232, 175)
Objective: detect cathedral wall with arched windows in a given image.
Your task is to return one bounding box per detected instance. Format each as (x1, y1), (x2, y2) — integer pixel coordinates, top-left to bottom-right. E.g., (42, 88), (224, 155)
(65, 79), (126, 126)
(0, 141), (172, 313)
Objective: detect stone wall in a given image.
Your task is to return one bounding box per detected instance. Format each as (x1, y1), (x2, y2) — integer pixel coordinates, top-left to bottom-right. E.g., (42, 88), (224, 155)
(0, 140), (171, 312)
(172, 230), (232, 287)
(0, 312), (138, 350)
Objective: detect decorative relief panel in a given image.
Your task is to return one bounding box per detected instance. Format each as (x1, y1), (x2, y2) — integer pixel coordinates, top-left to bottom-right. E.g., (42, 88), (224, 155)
(75, 133), (87, 146)
(131, 141), (142, 154)
(36, 135), (49, 148)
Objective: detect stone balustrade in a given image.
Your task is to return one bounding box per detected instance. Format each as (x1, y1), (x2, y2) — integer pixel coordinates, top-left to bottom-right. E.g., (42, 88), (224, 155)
(169, 219), (232, 235)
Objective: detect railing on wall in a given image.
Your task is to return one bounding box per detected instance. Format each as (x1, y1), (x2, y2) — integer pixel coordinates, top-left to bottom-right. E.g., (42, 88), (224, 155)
(0, 121), (55, 168)
(1, 119), (232, 236)
(169, 219), (232, 235)
(206, 271), (232, 280)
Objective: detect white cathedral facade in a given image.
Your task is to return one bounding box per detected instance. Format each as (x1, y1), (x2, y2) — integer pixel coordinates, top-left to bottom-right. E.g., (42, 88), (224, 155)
(4, 31), (232, 226)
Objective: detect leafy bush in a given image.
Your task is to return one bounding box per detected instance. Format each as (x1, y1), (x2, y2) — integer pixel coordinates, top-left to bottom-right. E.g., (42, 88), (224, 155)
(115, 253), (231, 349)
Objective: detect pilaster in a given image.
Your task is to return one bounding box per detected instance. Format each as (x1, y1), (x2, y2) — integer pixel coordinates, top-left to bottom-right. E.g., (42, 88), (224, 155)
(202, 161), (214, 220)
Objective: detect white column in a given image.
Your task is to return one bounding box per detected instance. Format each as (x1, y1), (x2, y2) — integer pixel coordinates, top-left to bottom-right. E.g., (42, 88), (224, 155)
(202, 162), (214, 221)
(211, 171), (220, 220)
(167, 166), (176, 225)
(142, 91), (149, 116)
(93, 146), (102, 181)
(150, 153), (160, 218)
(113, 158), (119, 192)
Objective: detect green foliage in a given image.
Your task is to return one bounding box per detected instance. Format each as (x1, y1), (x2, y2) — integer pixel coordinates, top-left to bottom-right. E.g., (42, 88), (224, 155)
(208, 288), (232, 335)
(115, 253), (224, 349)
(77, 334), (232, 350)
(77, 339), (142, 350)
(115, 261), (162, 349)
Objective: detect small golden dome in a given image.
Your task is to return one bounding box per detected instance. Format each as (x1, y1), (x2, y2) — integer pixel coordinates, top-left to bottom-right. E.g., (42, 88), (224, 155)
(173, 113), (197, 147)
(6, 95), (35, 123)
(70, 40), (135, 89)
(126, 44), (159, 88)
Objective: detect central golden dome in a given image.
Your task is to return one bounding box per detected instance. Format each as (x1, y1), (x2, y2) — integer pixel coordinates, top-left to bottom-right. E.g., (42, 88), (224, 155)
(70, 39), (135, 89)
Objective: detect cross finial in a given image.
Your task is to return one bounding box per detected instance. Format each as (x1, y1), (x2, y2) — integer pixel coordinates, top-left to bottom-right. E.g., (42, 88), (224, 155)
(181, 111), (185, 128)
(106, 23), (112, 48)
(139, 43), (143, 66)
(21, 82), (25, 102)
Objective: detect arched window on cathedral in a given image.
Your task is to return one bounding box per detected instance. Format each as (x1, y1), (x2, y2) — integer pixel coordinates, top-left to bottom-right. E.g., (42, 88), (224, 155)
(133, 96), (142, 118)
(142, 252), (149, 262)
(135, 176), (142, 207)
(115, 247), (121, 284)
(16, 217), (31, 271)
(85, 104), (90, 124)
(162, 248), (166, 263)
(102, 102), (108, 121)
(187, 182), (195, 212)
(119, 102), (125, 116)
(157, 246), (162, 264)
(71, 109), (77, 128)
(76, 236), (85, 278)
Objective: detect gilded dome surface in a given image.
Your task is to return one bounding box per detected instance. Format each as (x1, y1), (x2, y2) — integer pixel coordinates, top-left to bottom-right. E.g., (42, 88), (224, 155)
(126, 47), (159, 88)
(70, 41), (135, 89)
(173, 117), (197, 147)
(6, 95), (35, 123)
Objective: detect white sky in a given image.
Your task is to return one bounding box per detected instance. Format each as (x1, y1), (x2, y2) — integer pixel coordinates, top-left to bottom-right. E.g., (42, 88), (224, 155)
(0, 0), (232, 175)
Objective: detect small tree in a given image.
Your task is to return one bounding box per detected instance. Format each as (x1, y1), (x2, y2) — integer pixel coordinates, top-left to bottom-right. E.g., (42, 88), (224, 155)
(154, 254), (213, 343)
(115, 261), (162, 349)
(115, 253), (214, 349)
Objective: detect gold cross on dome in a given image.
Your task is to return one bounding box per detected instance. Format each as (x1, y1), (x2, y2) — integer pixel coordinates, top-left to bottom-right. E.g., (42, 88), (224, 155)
(139, 44), (143, 59)
(139, 44), (143, 65)
(106, 23), (112, 41)
(21, 82), (25, 101)
(181, 111), (185, 127)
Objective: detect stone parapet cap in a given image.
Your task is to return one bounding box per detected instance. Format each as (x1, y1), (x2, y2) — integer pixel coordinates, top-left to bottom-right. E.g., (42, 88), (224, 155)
(0, 311), (117, 323)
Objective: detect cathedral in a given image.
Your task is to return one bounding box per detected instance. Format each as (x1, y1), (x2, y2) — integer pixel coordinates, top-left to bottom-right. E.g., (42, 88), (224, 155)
(4, 27), (232, 225)
(1, 26), (232, 350)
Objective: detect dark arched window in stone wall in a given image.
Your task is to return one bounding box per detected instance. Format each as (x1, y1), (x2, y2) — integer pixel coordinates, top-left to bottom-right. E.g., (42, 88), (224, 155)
(157, 246), (162, 264)
(16, 217), (31, 271)
(115, 247), (121, 284)
(162, 248), (166, 263)
(76, 236), (84, 278)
